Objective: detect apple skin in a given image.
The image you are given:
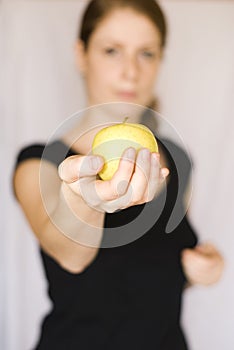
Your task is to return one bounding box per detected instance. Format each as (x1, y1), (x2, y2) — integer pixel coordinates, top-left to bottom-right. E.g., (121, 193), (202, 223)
(92, 122), (158, 181)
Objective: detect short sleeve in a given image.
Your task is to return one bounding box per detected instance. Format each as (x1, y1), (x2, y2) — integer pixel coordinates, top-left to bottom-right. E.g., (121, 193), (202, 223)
(15, 140), (76, 168)
(13, 140), (76, 198)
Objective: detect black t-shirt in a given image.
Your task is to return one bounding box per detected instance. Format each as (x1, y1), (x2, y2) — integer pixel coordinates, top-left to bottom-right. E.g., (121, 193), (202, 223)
(15, 138), (198, 350)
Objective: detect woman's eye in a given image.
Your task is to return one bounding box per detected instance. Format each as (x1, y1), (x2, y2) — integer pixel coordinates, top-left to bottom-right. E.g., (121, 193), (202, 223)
(104, 48), (118, 56)
(141, 51), (156, 59)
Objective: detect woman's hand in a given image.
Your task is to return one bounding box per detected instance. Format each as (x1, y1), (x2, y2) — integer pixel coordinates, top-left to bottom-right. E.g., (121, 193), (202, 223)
(58, 148), (169, 214)
(181, 243), (225, 286)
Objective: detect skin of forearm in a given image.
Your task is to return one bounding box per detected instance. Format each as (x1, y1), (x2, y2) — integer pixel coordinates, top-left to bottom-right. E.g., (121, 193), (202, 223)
(39, 184), (105, 274)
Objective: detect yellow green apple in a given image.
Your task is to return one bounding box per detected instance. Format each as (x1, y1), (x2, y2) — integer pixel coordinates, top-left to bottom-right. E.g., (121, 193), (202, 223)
(92, 121), (158, 180)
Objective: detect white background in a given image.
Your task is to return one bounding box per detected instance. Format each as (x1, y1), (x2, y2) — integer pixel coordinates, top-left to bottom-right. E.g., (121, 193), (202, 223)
(1, 1), (234, 349)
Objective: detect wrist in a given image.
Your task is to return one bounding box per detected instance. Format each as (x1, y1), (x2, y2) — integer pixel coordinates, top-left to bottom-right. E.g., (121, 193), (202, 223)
(50, 182), (105, 247)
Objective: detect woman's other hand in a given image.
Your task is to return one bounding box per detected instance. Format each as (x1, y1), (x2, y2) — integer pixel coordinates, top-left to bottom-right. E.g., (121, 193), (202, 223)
(181, 243), (225, 286)
(58, 147), (169, 214)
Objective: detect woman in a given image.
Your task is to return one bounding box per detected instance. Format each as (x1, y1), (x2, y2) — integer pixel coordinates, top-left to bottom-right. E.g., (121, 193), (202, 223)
(14, 0), (224, 349)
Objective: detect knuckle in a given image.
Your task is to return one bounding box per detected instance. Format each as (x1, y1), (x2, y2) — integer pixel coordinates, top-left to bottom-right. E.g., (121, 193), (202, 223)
(58, 156), (80, 182)
(108, 182), (121, 200)
(120, 155), (135, 169)
(132, 194), (142, 204)
(86, 197), (101, 208)
(85, 193), (102, 209)
(58, 160), (66, 180)
(144, 196), (151, 203)
(108, 192), (119, 201)
(106, 207), (116, 214)
(102, 204), (116, 214)
(124, 161), (135, 173)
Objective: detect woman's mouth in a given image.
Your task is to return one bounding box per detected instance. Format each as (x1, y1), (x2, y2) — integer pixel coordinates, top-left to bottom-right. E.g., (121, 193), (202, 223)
(118, 91), (137, 100)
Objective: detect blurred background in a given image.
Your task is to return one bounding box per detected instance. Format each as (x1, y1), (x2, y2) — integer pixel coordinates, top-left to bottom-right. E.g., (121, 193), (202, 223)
(1, 0), (234, 349)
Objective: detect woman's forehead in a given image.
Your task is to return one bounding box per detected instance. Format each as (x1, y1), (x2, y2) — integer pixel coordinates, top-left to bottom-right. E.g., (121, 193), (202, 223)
(89, 8), (162, 47)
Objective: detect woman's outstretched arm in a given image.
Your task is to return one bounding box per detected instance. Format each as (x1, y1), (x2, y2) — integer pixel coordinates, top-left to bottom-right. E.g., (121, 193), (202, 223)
(14, 148), (168, 274)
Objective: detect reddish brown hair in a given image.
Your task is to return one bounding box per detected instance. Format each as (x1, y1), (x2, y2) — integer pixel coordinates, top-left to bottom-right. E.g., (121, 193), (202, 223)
(79, 0), (167, 49)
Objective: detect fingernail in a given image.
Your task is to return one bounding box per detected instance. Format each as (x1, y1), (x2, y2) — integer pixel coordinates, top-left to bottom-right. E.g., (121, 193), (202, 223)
(90, 156), (102, 170)
(161, 168), (169, 178)
(141, 148), (150, 161)
(152, 153), (160, 165)
(155, 153), (160, 161)
(126, 148), (135, 159)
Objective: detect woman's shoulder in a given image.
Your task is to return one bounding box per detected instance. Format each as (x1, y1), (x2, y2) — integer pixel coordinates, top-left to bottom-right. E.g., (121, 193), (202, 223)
(16, 143), (45, 165)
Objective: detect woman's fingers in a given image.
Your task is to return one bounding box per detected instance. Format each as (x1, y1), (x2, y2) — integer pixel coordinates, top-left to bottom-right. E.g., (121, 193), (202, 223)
(58, 155), (104, 183)
(181, 244), (225, 286)
(95, 148), (136, 201)
(127, 148), (151, 203)
(105, 150), (159, 210)
(95, 149), (167, 209)
(58, 149), (169, 214)
(146, 153), (169, 202)
(145, 153), (161, 202)
(128, 150), (169, 205)
(61, 148), (136, 210)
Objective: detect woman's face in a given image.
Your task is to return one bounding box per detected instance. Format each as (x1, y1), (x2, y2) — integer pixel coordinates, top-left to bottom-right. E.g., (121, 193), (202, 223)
(77, 8), (163, 107)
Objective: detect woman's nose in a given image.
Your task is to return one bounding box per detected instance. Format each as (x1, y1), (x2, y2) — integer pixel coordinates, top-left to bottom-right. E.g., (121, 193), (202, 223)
(122, 55), (139, 81)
